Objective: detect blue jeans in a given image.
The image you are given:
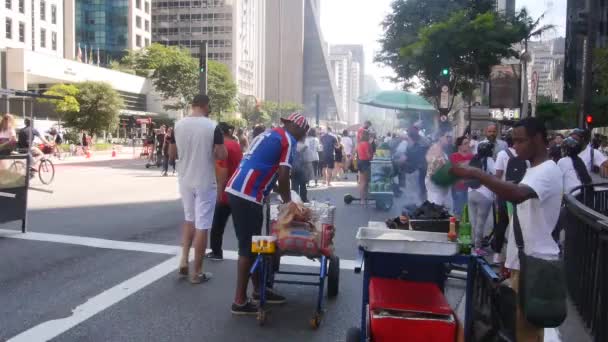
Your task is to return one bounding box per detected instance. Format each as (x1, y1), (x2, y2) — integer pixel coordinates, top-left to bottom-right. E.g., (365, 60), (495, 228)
(452, 189), (468, 219)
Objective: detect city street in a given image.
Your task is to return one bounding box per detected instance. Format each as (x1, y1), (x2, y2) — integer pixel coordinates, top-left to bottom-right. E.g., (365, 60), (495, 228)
(0, 156), (467, 342)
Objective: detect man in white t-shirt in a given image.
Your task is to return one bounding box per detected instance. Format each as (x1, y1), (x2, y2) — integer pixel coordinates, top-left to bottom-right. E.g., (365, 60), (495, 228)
(341, 130), (354, 173)
(570, 128), (608, 176)
(451, 117), (562, 341)
(175, 94), (227, 284)
(480, 124), (508, 159)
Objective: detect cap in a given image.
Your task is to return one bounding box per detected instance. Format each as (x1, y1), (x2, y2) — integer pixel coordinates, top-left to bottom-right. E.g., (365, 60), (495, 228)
(281, 112), (309, 130)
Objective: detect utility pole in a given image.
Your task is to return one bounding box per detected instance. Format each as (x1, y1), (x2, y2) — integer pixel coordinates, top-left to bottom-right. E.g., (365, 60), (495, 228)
(199, 42), (208, 95)
(315, 94), (320, 127)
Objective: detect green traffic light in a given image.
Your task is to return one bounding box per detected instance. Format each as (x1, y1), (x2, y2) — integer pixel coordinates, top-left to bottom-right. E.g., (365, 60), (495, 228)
(200, 67), (205, 73)
(442, 68), (449, 76)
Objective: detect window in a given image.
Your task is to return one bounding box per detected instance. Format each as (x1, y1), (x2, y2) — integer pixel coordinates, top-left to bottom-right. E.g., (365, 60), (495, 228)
(136, 0), (141, 9)
(5, 0), (10, 9)
(40, 28), (46, 47)
(145, 38), (150, 47)
(136, 16), (141, 28)
(179, 14), (190, 20)
(18, 0), (23, 13)
(51, 5), (56, 24)
(136, 34), (141, 47)
(51, 31), (56, 50)
(144, 1), (149, 13)
(18, 21), (24, 42)
(144, 20), (149, 32)
(40, 0), (46, 21)
(5, 18), (11, 39)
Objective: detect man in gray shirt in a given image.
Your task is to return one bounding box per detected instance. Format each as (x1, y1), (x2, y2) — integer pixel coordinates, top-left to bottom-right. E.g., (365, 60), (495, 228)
(481, 124), (508, 159)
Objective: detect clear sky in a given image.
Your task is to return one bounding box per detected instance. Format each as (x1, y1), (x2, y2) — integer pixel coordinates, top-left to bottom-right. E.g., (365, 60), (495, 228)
(320, 0), (567, 91)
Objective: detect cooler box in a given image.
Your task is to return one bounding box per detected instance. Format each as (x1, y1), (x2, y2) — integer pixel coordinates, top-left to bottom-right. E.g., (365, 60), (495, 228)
(369, 278), (456, 342)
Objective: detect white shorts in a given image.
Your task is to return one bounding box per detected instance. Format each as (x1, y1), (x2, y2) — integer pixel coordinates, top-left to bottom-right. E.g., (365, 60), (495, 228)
(179, 183), (217, 230)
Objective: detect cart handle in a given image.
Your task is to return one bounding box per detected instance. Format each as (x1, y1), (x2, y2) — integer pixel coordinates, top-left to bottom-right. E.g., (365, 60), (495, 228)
(354, 249), (364, 274)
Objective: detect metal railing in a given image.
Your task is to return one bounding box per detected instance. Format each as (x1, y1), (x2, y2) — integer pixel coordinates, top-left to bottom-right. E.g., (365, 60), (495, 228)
(563, 184), (608, 342)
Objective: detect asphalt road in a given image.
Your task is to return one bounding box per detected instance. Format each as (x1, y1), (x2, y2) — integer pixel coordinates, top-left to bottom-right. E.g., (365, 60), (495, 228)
(1, 157), (580, 341)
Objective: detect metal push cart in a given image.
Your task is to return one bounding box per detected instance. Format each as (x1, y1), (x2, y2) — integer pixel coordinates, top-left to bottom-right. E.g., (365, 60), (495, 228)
(346, 228), (479, 342)
(344, 154), (396, 211)
(249, 200), (340, 328)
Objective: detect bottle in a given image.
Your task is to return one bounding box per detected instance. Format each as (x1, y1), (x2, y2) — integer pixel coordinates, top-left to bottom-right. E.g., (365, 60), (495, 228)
(448, 217), (457, 242)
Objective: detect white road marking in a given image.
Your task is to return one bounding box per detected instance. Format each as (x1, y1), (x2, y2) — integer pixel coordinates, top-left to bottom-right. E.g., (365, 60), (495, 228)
(0, 229), (358, 270)
(7, 256), (181, 342)
(0, 191), (16, 198)
(0, 229), (179, 255)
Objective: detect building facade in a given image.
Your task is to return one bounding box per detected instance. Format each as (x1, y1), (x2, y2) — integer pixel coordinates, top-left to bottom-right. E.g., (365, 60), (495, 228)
(62, 0), (151, 64)
(151, 0), (266, 98)
(265, 0), (342, 123)
(1, 0), (64, 57)
(495, 0), (515, 17)
(328, 44), (364, 125)
(527, 38), (565, 103)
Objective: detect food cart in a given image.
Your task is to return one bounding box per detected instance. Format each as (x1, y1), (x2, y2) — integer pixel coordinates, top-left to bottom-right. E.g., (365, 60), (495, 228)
(343, 147), (396, 211)
(346, 228), (480, 342)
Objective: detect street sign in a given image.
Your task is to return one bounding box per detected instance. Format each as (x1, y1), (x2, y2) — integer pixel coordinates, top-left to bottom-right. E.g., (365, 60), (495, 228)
(440, 86), (449, 109)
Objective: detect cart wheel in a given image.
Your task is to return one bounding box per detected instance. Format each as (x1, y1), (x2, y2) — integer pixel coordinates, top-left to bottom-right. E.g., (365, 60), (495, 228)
(310, 313), (322, 329)
(145, 163), (151, 169)
(328, 256), (340, 298)
(376, 198), (393, 211)
(344, 194), (354, 205)
(257, 309), (267, 326)
(346, 327), (361, 342)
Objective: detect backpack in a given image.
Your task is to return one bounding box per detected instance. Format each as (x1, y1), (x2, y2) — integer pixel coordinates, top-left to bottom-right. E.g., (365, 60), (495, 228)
(505, 149), (527, 184)
(404, 140), (429, 174)
(467, 157), (487, 189)
(17, 127), (31, 149)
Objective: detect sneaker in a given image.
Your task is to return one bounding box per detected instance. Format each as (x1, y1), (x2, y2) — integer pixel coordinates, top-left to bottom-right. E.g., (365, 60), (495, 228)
(473, 248), (488, 257)
(252, 289), (287, 304)
(206, 251), (223, 260)
(231, 299), (259, 315)
(189, 272), (213, 284)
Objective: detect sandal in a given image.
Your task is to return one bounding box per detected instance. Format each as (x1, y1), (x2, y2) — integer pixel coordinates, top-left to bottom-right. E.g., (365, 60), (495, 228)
(190, 272), (213, 284)
(178, 266), (189, 277)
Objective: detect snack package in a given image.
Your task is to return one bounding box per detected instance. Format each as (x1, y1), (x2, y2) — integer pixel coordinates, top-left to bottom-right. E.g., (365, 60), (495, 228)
(271, 201), (336, 257)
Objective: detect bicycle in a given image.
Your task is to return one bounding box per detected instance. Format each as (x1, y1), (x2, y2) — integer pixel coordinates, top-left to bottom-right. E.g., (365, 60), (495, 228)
(9, 153), (55, 185)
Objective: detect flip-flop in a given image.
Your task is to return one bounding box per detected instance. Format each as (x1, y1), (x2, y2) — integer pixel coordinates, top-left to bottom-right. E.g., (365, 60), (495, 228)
(178, 266), (189, 277)
(189, 272), (213, 284)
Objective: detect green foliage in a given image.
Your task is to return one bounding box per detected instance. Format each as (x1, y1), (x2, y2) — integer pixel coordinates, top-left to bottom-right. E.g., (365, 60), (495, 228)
(116, 44), (237, 114)
(39, 84), (80, 117)
(63, 82), (123, 135)
(400, 10), (523, 107)
(62, 129), (81, 145)
(207, 60), (237, 115)
(261, 101), (304, 124)
(246, 110), (271, 126)
(536, 102), (577, 129)
(376, 0), (495, 86)
(594, 48), (608, 96)
(223, 116), (248, 129)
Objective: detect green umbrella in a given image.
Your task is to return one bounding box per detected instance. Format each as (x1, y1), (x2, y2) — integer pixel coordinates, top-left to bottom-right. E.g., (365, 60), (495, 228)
(357, 90), (437, 112)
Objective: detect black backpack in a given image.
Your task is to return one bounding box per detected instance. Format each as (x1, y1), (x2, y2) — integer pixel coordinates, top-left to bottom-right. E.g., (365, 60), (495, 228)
(505, 149), (527, 184)
(467, 157), (488, 189)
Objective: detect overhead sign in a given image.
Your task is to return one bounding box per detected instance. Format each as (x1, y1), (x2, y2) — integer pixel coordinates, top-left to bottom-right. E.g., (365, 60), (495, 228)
(440, 86), (449, 109)
(489, 64), (522, 109)
(490, 108), (521, 120)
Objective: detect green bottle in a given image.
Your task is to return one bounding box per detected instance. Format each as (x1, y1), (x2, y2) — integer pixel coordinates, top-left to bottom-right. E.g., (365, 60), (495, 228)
(458, 204), (472, 254)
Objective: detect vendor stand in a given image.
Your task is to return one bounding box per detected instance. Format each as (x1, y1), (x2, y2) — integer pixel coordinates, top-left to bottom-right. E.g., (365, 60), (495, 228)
(0, 153), (30, 232)
(346, 227), (498, 342)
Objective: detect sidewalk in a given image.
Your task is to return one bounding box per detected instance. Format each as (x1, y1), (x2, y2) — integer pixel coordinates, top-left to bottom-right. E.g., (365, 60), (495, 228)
(54, 147), (144, 165)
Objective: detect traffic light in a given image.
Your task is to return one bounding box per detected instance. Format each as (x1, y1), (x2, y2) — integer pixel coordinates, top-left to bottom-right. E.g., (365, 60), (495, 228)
(586, 114), (593, 125)
(199, 42), (208, 94)
(441, 68), (449, 76)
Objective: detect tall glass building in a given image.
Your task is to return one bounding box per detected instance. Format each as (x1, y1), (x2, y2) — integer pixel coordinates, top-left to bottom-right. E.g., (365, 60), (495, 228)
(71, 0), (151, 64)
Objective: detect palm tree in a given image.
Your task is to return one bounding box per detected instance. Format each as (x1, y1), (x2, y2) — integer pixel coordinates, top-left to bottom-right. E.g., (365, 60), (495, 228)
(514, 9), (556, 118)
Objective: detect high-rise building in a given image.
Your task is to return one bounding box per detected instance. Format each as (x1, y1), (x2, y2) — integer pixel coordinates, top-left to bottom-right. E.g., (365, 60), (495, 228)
(329, 45), (364, 125)
(265, 0), (342, 123)
(63, 0), (151, 64)
(151, 0), (266, 98)
(495, 0), (515, 17)
(1, 0), (64, 57)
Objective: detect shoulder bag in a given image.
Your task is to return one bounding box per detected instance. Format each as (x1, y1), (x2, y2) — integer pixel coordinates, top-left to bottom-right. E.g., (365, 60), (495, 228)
(590, 147), (600, 174)
(512, 206), (567, 327)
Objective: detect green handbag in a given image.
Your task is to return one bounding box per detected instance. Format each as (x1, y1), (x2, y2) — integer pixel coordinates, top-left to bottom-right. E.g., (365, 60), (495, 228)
(512, 206), (567, 327)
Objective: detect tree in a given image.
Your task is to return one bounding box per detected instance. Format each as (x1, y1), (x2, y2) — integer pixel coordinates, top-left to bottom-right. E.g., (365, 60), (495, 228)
(63, 82), (123, 135)
(208, 60), (237, 118)
(117, 44), (237, 115)
(400, 10), (523, 109)
(261, 101), (304, 124)
(593, 47), (608, 96)
(376, 0), (495, 87)
(39, 84), (80, 121)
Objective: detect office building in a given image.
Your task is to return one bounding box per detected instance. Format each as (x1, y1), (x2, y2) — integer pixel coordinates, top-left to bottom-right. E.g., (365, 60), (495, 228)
(151, 0), (266, 98)
(1, 0), (64, 57)
(61, 0), (151, 64)
(526, 39), (565, 102)
(329, 44), (364, 125)
(496, 0), (515, 17)
(265, 0), (342, 123)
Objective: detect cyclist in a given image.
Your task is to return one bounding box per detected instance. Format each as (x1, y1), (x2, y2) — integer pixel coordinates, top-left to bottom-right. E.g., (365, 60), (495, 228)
(17, 119), (52, 170)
